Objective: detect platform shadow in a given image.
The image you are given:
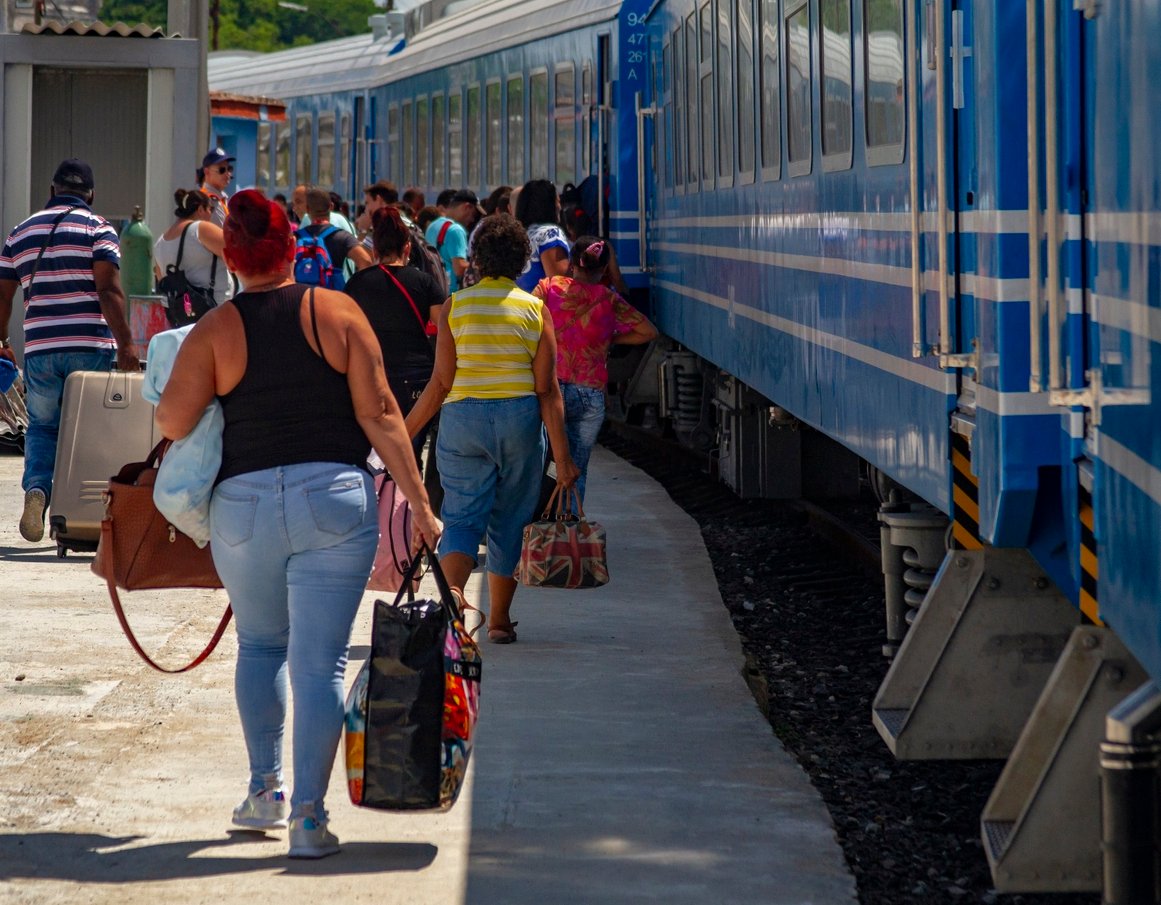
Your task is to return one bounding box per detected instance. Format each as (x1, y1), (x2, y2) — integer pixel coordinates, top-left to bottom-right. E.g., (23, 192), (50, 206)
(0, 831), (437, 882)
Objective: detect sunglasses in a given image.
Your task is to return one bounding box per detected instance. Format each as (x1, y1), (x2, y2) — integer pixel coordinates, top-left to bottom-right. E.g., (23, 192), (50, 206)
(214, 165), (234, 175)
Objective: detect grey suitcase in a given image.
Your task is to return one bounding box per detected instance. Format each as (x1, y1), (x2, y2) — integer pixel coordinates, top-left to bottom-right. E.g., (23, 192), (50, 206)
(50, 369), (161, 556)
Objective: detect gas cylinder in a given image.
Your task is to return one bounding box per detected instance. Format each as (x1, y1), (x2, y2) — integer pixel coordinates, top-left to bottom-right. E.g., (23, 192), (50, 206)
(119, 206), (154, 297)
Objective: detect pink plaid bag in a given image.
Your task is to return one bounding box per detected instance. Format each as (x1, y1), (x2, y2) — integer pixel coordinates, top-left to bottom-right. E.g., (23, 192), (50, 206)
(367, 474), (419, 593)
(515, 486), (609, 589)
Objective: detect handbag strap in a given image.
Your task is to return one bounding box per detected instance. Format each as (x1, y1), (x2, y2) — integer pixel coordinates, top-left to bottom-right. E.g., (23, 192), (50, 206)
(100, 520), (233, 673)
(25, 206), (78, 300)
(539, 483), (586, 521)
(391, 543), (459, 622)
(173, 221), (192, 269)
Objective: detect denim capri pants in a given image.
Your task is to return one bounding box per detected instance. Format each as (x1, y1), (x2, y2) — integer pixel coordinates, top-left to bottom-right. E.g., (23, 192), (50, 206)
(436, 395), (545, 576)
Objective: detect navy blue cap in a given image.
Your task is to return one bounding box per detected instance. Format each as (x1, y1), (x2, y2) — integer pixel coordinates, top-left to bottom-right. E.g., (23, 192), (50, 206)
(201, 147), (236, 168)
(52, 158), (94, 192)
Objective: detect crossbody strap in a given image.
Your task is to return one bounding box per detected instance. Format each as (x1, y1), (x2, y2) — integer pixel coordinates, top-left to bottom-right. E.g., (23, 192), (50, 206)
(380, 264), (428, 336)
(24, 206), (78, 301)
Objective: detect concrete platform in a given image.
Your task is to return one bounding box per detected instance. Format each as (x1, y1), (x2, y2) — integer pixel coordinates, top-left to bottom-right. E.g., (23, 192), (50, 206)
(0, 444), (856, 904)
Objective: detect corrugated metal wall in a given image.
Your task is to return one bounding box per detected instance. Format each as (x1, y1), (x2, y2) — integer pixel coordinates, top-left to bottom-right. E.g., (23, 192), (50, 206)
(31, 67), (147, 224)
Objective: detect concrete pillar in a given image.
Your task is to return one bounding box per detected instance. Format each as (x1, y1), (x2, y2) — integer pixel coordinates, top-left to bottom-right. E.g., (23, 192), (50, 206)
(167, 0), (209, 154)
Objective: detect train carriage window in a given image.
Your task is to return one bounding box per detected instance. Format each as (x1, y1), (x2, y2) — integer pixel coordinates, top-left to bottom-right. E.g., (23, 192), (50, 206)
(864, 0), (905, 165)
(468, 85), (482, 186)
(402, 100), (413, 186)
(785, 1), (812, 175)
(295, 113), (313, 184)
(417, 96), (430, 187)
(318, 112), (336, 186)
(685, 12), (700, 187)
(699, 2), (715, 186)
(449, 92), (464, 185)
(275, 120), (290, 188)
(736, 0), (755, 179)
(760, 0), (782, 179)
(257, 122), (272, 192)
(554, 65), (576, 187)
(388, 104), (401, 183)
(486, 81), (502, 187)
(530, 71), (549, 179)
(820, 0), (853, 168)
(432, 94), (446, 188)
(339, 113), (350, 184)
(715, 0), (734, 184)
(507, 76), (525, 184)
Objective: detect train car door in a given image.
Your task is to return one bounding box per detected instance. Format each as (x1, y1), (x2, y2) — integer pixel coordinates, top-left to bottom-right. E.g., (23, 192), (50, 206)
(1065, 0), (1159, 656)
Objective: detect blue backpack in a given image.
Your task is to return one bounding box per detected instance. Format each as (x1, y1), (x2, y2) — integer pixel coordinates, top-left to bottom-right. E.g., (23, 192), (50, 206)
(294, 225), (344, 290)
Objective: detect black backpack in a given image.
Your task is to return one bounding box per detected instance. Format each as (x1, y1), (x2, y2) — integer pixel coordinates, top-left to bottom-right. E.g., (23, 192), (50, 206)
(157, 222), (218, 328)
(407, 223), (449, 298)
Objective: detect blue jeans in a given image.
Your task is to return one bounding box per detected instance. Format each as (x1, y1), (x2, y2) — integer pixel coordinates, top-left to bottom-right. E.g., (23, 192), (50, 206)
(209, 462), (378, 819)
(22, 350), (112, 499)
(560, 382), (606, 505)
(437, 395), (545, 576)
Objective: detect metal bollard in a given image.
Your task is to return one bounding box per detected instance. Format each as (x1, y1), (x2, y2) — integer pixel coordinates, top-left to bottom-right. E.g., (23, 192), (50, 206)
(1102, 681), (1161, 905)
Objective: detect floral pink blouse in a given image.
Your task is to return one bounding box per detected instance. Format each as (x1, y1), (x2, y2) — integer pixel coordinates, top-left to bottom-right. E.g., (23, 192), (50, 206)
(534, 276), (647, 388)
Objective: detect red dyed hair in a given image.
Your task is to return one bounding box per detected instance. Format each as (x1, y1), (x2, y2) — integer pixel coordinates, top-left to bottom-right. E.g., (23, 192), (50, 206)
(371, 205), (410, 259)
(223, 189), (293, 276)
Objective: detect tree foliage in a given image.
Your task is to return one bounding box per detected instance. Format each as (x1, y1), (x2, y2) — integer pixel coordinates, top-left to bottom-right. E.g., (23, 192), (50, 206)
(98, 0), (379, 52)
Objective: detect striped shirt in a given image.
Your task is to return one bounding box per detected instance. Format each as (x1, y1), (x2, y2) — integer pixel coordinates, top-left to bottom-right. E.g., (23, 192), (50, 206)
(0, 195), (118, 357)
(445, 277), (543, 403)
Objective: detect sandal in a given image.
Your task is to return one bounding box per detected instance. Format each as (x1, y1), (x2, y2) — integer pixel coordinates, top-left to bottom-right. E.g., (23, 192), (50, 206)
(487, 621), (518, 644)
(450, 588), (483, 638)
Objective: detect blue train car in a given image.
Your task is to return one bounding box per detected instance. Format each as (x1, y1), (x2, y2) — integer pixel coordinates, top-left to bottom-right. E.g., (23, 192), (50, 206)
(208, 0), (1161, 892)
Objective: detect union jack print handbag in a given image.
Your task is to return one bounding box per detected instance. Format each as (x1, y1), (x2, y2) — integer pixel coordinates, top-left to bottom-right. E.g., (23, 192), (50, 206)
(515, 486), (609, 589)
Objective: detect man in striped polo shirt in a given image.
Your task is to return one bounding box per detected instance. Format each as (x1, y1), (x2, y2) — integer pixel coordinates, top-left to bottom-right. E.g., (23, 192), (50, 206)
(0, 159), (138, 542)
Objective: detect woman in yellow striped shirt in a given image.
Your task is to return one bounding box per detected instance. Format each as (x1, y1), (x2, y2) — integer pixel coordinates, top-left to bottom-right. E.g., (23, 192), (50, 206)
(406, 215), (578, 643)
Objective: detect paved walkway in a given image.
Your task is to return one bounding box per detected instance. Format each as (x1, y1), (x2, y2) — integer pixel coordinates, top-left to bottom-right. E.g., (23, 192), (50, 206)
(0, 444), (856, 904)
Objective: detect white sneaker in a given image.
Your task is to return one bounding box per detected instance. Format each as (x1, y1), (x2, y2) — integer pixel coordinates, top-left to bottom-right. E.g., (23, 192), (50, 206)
(232, 787), (288, 829)
(19, 489), (46, 543)
(288, 815), (340, 859)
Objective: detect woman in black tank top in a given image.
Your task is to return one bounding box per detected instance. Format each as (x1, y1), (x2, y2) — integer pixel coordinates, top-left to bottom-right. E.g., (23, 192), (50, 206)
(156, 191), (439, 860)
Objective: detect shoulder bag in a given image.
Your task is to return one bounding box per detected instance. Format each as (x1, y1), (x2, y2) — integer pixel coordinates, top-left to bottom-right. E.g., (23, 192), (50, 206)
(158, 222), (218, 328)
(91, 439), (232, 673)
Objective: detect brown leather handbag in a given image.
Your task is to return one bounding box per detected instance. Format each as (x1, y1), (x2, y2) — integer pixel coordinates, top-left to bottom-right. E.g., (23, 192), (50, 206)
(92, 440), (232, 673)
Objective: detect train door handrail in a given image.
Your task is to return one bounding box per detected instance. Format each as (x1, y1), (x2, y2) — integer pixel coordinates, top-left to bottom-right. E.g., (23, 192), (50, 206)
(1027, 1), (1044, 392)
(935, 0), (952, 361)
(636, 92), (658, 272)
(909, 0), (924, 358)
(1044, 0), (1064, 392)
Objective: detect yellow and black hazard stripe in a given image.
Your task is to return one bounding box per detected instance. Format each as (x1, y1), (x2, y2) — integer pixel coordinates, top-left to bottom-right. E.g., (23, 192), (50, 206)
(1078, 483), (1101, 624)
(950, 432), (983, 550)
